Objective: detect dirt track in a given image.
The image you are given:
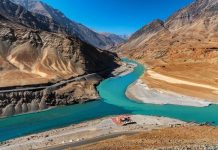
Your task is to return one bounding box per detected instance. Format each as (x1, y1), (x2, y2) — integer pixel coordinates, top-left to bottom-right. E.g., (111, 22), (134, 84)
(72, 125), (218, 150)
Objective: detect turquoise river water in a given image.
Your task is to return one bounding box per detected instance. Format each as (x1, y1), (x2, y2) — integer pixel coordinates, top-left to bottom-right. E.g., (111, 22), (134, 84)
(0, 59), (218, 142)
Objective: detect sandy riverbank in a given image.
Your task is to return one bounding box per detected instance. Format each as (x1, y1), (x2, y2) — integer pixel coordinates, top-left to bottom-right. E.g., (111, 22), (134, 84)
(126, 79), (216, 107)
(141, 63), (218, 102)
(112, 62), (137, 77)
(0, 115), (186, 150)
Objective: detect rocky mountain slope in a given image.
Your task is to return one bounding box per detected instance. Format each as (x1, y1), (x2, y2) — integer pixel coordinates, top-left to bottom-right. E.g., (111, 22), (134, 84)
(10, 0), (125, 50)
(121, 19), (165, 51)
(0, 0), (60, 32)
(0, 0), (120, 117)
(121, 0), (218, 64)
(120, 0), (218, 101)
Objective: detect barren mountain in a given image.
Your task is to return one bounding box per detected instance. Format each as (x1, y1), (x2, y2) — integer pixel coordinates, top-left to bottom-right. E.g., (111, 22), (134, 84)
(121, 0), (218, 63)
(121, 19), (165, 51)
(0, 0), (60, 32)
(101, 33), (127, 45)
(0, 15), (119, 86)
(10, 0), (126, 50)
(120, 0), (218, 100)
(0, 0), (120, 116)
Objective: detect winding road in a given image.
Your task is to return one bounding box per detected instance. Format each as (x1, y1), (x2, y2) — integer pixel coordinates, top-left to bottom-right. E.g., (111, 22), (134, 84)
(0, 73), (97, 93)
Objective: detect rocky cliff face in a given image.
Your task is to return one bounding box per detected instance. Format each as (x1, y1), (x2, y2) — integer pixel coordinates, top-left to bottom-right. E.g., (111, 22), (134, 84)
(0, 1), (120, 117)
(120, 0), (218, 65)
(10, 0), (126, 50)
(0, 75), (102, 117)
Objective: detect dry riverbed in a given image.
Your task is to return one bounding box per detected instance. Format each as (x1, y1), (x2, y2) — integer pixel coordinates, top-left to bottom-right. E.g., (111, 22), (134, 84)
(0, 115), (186, 150)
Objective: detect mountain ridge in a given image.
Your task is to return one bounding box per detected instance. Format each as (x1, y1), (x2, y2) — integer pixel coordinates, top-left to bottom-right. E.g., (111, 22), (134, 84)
(10, 0), (126, 50)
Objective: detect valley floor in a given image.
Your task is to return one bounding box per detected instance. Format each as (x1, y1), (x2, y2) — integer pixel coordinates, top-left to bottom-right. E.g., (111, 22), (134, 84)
(126, 62), (218, 107)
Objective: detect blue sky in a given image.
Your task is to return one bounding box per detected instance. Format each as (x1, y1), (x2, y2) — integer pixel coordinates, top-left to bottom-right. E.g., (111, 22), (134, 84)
(42, 0), (194, 35)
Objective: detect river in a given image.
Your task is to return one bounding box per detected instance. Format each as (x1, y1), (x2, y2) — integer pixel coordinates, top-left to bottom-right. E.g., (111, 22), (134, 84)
(0, 59), (218, 142)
